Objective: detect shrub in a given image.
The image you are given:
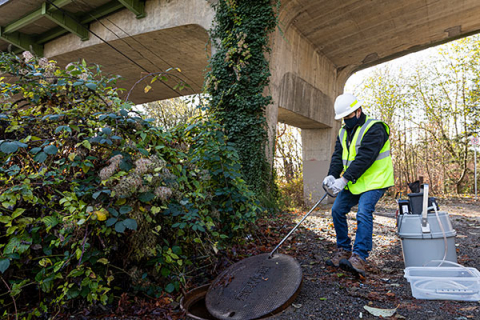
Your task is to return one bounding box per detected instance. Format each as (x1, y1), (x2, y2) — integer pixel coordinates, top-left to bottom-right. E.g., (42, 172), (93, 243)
(277, 177), (305, 210)
(0, 52), (260, 317)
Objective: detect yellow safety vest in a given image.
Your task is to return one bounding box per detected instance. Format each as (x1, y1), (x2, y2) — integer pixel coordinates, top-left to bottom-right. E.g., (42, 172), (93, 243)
(339, 117), (394, 194)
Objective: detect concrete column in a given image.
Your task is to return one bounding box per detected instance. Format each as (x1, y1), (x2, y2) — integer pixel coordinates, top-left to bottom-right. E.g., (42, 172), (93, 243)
(302, 128), (336, 205)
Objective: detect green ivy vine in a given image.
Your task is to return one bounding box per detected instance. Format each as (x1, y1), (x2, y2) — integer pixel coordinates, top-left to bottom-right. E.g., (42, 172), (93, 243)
(206, 0), (278, 198)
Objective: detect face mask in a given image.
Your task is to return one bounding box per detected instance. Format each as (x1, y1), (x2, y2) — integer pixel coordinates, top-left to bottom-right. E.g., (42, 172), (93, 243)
(344, 114), (359, 128)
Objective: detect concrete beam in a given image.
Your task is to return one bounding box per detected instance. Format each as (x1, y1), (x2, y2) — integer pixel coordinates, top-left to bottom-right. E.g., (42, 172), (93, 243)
(269, 10), (342, 205)
(42, 3), (89, 41)
(118, 0), (146, 19)
(37, 1), (127, 45)
(278, 73), (334, 129)
(0, 27), (43, 56)
(2, 0), (73, 34)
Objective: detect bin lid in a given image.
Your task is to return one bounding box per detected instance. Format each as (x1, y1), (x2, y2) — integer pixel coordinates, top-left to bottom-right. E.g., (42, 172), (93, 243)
(398, 211), (456, 239)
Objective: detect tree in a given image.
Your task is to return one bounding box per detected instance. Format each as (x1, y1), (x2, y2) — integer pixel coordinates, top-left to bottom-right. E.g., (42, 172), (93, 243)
(354, 34), (480, 194)
(141, 96), (202, 129)
(275, 123), (302, 183)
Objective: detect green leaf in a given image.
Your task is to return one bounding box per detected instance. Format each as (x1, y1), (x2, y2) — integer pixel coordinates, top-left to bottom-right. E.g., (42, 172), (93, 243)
(44, 145), (58, 155)
(42, 216), (59, 231)
(68, 268), (84, 277)
(85, 82), (97, 91)
(105, 218), (117, 227)
(161, 267), (170, 277)
(0, 259), (10, 274)
(139, 192), (154, 203)
(115, 221), (126, 233)
(102, 127), (112, 135)
(11, 208), (25, 219)
(30, 147), (42, 154)
(82, 140), (91, 150)
(122, 219), (137, 231)
(138, 148), (149, 156)
(5, 237), (30, 254)
(165, 283), (175, 293)
(55, 126), (72, 134)
(14, 141), (27, 148)
(34, 152), (47, 163)
(0, 142), (19, 154)
(0, 216), (11, 224)
(119, 206), (132, 215)
(107, 208), (119, 217)
(67, 288), (80, 299)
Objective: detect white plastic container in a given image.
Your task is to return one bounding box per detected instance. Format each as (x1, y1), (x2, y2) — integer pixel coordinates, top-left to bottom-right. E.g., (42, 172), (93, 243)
(404, 261), (480, 301)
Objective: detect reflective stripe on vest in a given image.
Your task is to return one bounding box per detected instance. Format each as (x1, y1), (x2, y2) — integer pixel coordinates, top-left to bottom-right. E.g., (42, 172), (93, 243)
(342, 150), (391, 166)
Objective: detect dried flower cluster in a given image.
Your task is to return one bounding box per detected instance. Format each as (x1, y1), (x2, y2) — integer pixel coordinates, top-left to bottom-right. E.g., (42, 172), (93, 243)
(99, 154), (176, 201)
(134, 158), (153, 175)
(99, 154), (123, 180)
(22, 51), (34, 62)
(154, 186), (173, 201)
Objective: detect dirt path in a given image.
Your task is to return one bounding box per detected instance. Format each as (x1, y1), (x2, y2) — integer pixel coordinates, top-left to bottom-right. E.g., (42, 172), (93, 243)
(270, 198), (480, 320)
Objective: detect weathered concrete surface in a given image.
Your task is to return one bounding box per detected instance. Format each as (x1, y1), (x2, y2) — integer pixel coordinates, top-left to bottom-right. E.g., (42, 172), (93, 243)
(269, 0), (480, 203)
(268, 18), (339, 202)
(3, 0), (480, 202)
(43, 0), (215, 103)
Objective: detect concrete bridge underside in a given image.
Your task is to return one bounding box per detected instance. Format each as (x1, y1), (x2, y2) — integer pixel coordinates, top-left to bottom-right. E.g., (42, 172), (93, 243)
(2, 0), (480, 202)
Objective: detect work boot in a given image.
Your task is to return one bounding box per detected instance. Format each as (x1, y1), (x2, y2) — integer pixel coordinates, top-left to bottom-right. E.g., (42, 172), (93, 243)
(326, 248), (351, 268)
(339, 253), (366, 277)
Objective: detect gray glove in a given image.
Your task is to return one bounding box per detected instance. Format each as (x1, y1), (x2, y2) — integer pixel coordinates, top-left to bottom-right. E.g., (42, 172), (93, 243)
(323, 175), (335, 188)
(331, 177), (348, 195)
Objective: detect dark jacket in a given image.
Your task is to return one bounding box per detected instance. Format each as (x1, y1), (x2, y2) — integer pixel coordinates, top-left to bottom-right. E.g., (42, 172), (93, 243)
(327, 112), (389, 184)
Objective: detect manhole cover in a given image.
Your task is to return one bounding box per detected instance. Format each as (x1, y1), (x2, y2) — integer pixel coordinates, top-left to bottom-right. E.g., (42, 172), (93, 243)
(205, 253), (302, 320)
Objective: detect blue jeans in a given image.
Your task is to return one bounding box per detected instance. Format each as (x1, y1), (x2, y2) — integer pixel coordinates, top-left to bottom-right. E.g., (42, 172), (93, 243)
(331, 188), (387, 260)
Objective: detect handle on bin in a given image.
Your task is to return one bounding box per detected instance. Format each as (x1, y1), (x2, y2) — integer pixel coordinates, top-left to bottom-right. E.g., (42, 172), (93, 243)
(421, 184), (430, 233)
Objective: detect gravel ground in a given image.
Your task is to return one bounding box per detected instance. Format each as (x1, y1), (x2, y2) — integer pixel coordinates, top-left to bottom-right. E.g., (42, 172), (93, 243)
(269, 198), (480, 320)
(19, 199), (478, 320)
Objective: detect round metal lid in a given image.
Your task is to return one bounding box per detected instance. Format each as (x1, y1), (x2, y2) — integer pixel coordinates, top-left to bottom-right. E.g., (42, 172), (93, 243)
(205, 253), (303, 320)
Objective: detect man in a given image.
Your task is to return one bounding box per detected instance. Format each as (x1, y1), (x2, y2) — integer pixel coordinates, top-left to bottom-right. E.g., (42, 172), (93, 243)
(323, 93), (394, 277)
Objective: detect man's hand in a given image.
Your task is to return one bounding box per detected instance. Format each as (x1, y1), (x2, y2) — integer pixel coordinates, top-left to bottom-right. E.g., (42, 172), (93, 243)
(331, 177), (348, 194)
(323, 175), (335, 188)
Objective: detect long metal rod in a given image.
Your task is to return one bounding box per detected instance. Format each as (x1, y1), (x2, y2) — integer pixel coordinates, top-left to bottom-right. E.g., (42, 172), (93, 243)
(269, 192), (329, 257)
(475, 145), (477, 200)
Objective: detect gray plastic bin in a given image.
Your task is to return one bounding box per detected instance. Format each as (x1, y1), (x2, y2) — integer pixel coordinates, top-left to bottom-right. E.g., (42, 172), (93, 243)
(398, 211), (457, 267)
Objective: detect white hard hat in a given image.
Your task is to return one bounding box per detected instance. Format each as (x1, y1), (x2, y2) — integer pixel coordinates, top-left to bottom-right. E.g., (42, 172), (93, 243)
(334, 93), (363, 120)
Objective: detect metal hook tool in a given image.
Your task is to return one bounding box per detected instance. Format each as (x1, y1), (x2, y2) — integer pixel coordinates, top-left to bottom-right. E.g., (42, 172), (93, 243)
(269, 184), (337, 257)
